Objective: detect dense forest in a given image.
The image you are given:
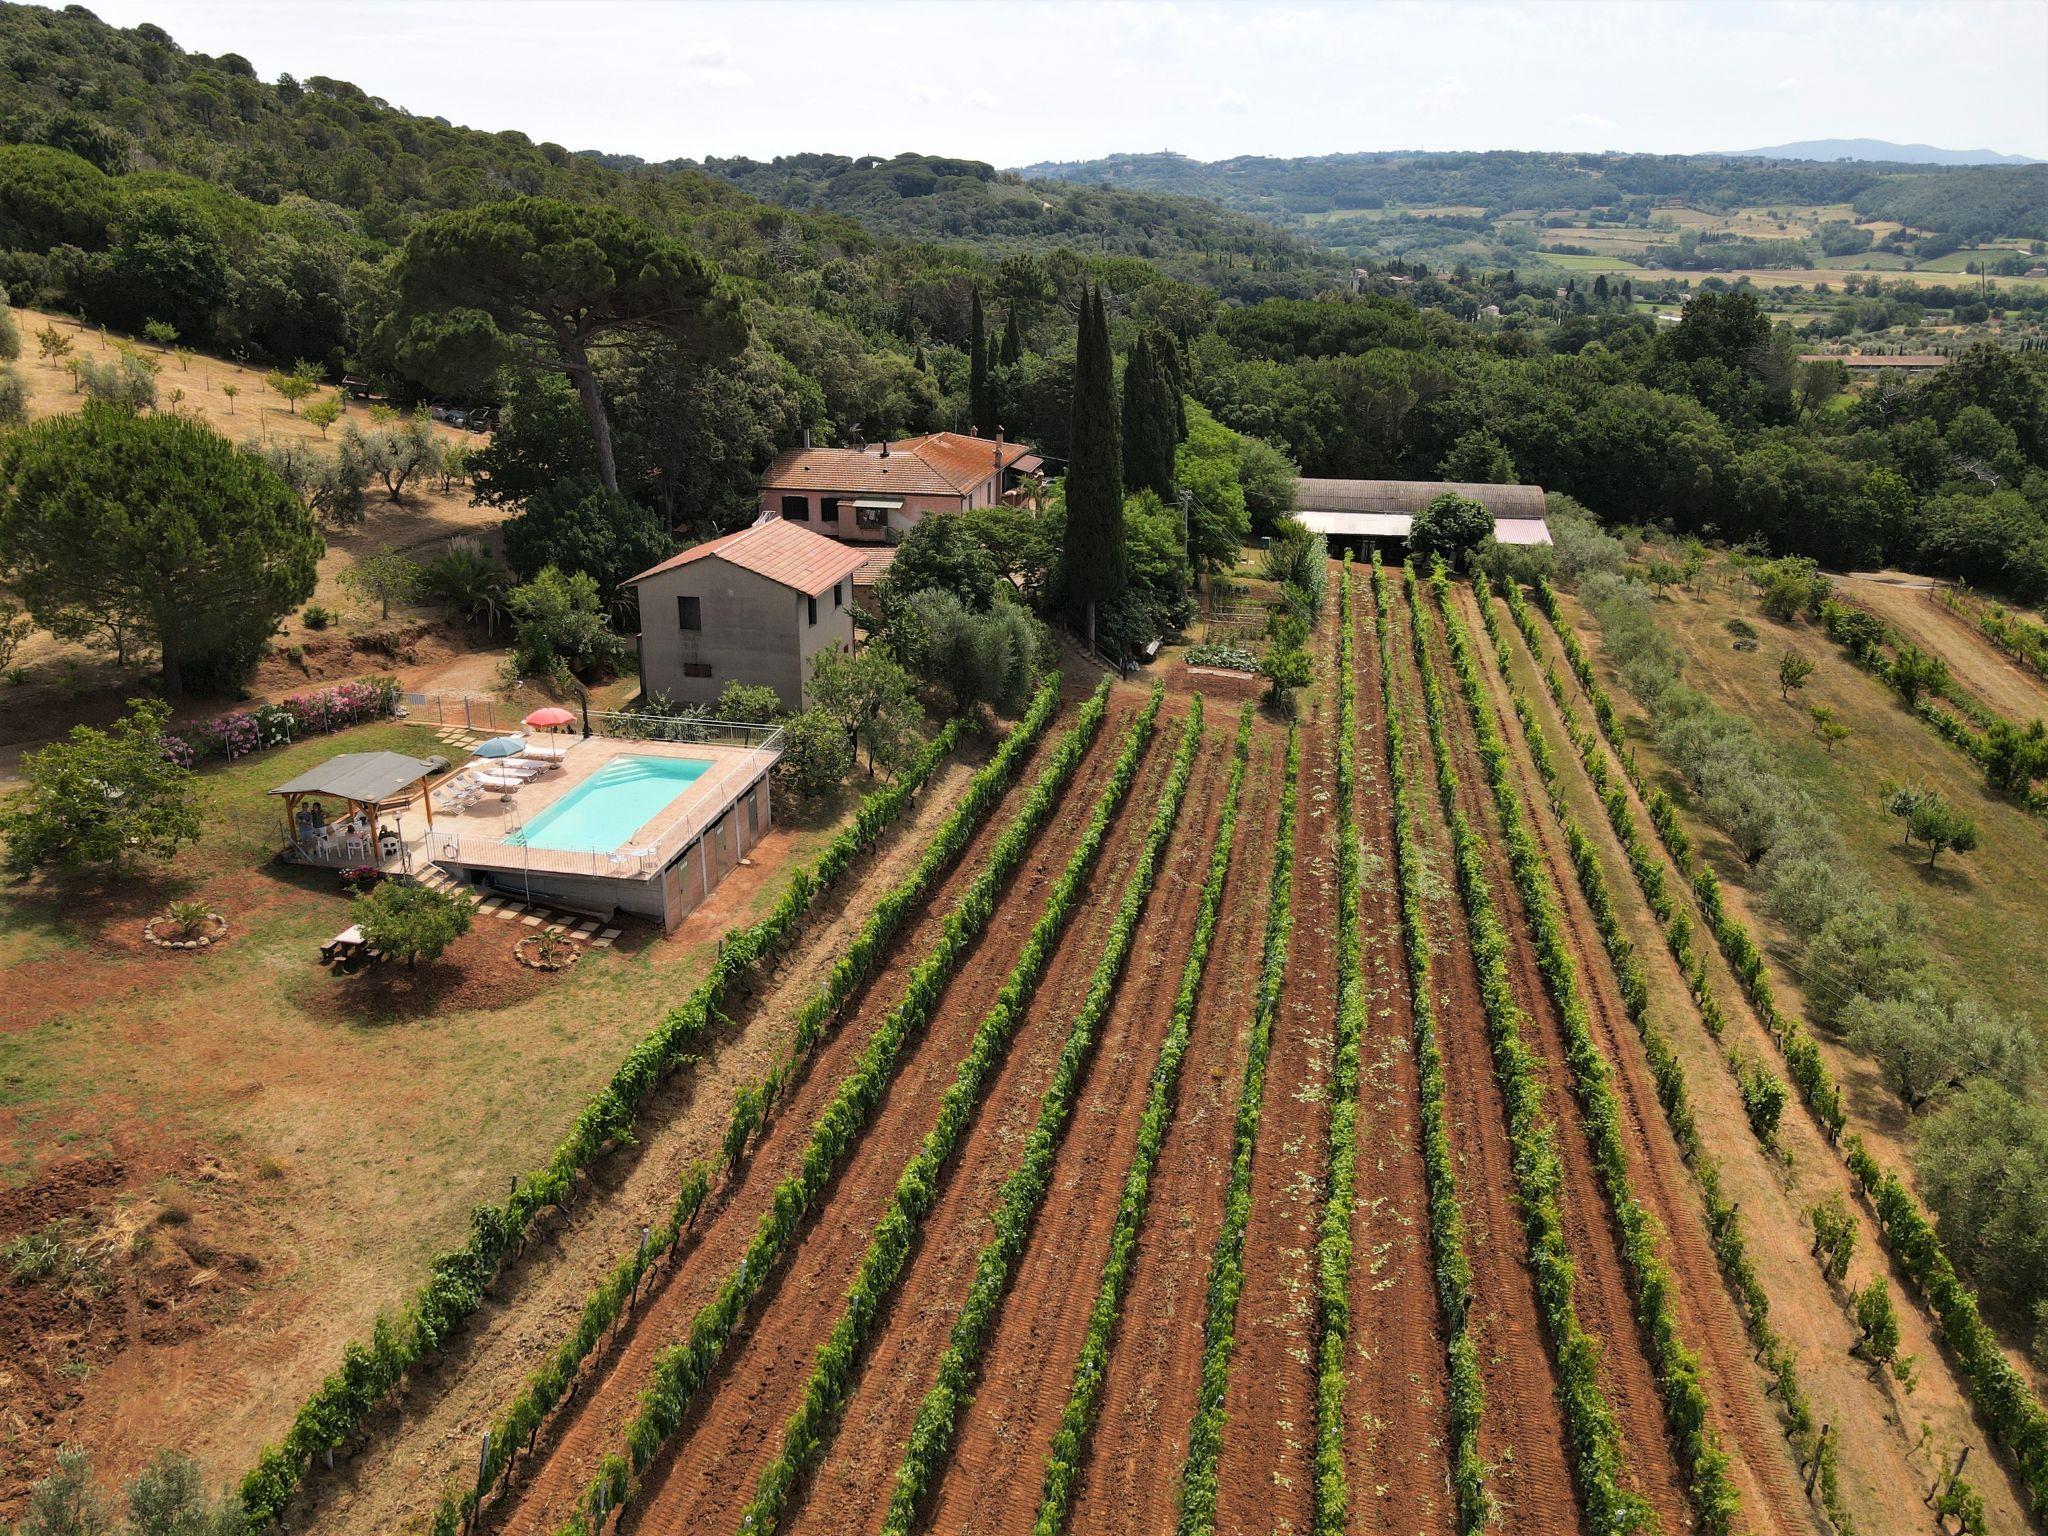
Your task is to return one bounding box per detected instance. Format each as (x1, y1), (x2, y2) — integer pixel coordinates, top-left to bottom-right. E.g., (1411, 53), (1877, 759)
(1021, 148), (2048, 243)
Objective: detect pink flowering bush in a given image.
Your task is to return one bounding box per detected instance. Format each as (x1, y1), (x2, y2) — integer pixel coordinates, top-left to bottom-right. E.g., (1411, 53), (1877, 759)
(168, 676), (403, 765)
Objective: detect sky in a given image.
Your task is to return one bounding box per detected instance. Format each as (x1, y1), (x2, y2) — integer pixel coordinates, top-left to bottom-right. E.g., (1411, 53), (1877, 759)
(73, 0), (2048, 166)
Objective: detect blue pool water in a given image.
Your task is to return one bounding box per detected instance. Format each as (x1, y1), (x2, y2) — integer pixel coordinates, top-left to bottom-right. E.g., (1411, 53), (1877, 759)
(505, 755), (712, 853)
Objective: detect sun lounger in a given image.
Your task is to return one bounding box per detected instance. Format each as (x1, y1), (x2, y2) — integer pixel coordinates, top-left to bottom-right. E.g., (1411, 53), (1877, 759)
(522, 744), (571, 763)
(511, 752), (562, 771)
(476, 771), (526, 793)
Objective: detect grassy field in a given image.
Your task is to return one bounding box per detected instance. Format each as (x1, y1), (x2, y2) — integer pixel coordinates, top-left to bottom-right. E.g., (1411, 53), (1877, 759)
(0, 715), (872, 1505)
(1593, 566), (2048, 1046)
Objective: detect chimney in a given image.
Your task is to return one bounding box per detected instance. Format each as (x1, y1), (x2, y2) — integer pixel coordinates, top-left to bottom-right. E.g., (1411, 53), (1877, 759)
(879, 437), (890, 459)
(801, 427), (812, 450)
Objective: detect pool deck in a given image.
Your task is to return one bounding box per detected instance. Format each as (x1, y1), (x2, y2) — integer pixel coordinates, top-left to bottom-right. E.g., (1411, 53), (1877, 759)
(429, 736), (777, 883)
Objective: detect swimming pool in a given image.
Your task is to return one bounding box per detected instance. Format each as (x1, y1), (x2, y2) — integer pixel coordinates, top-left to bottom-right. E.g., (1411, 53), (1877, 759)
(505, 755), (712, 853)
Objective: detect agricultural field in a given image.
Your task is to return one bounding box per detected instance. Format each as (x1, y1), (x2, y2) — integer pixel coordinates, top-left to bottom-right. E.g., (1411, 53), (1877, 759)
(117, 559), (2033, 1536)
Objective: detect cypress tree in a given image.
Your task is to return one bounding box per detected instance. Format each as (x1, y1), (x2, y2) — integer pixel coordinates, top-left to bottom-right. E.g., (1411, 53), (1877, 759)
(1154, 327), (1188, 439)
(968, 288), (996, 438)
(1121, 331), (1176, 500)
(1062, 285), (1125, 646)
(1000, 309), (1022, 367)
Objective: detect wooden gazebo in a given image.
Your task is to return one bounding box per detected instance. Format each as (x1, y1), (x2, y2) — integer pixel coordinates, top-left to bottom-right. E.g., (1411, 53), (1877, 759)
(269, 750), (442, 864)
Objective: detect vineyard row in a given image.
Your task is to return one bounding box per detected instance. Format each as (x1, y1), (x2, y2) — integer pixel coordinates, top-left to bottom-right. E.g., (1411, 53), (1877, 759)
(872, 696), (1206, 1535)
(556, 681), (1138, 1531)
(1176, 723), (1302, 1536)
(432, 680), (1074, 1531)
(1404, 561), (1650, 1534)
(1367, 553), (1489, 1530)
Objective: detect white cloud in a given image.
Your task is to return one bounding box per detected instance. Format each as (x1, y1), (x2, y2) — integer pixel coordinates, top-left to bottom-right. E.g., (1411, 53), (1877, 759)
(680, 43), (752, 90)
(1414, 75), (1472, 116)
(1210, 87), (1252, 111)
(1566, 111), (1617, 131)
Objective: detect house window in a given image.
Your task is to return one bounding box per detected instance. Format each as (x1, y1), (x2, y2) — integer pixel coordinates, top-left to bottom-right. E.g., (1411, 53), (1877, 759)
(683, 662), (713, 679)
(677, 594), (702, 631)
(832, 581), (843, 609)
(807, 594), (818, 626)
(780, 494), (809, 521)
(820, 497), (840, 524)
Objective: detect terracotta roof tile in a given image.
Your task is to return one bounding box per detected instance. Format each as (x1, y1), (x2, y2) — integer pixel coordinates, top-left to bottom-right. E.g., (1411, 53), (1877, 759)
(758, 432), (1034, 499)
(626, 520), (869, 596)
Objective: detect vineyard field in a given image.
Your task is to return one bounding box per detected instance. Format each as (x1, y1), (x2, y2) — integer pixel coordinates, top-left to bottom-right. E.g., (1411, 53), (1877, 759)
(262, 566), (2047, 1536)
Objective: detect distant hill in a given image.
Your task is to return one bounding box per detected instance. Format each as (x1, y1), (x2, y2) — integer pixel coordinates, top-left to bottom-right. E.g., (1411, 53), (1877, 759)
(650, 152), (1344, 301)
(1019, 150), (2048, 260)
(1726, 139), (2041, 167)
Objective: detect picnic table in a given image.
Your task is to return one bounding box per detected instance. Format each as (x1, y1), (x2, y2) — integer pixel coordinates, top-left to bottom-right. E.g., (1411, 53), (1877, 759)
(320, 926), (366, 965)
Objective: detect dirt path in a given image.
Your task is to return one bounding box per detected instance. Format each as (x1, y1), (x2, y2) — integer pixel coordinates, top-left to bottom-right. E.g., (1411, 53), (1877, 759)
(1842, 575), (2048, 726)
(1346, 577), (1455, 1535)
(479, 704), (1144, 1535)
(1382, 577), (1582, 1535)
(304, 737), (1005, 1536)
(1212, 612), (1339, 1536)
(615, 725), (1179, 1535)
(1457, 584), (1814, 1536)
(1418, 588), (1693, 1530)
(1061, 735), (1285, 1536)
(1533, 597), (2039, 1535)
(888, 743), (1231, 1536)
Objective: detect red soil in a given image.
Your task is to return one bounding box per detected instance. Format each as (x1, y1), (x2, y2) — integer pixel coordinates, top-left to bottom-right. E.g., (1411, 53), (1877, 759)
(1417, 592), (1691, 1527)
(897, 743), (1231, 1536)
(619, 724), (1180, 1535)
(1061, 734), (1286, 1536)
(1212, 612), (1341, 1536)
(1345, 583), (1456, 1536)
(484, 702), (1145, 1534)
(1379, 576), (1582, 1534)
(1464, 586), (1816, 1536)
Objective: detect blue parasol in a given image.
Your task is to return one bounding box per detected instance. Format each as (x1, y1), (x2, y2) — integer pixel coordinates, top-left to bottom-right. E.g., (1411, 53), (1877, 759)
(472, 735), (527, 759)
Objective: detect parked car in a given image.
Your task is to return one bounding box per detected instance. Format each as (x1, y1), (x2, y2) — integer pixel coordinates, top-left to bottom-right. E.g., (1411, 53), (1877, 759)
(343, 376), (373, 400)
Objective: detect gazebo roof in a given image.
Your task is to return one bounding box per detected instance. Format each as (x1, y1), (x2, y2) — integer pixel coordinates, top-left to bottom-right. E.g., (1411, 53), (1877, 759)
(269, 751), (442, 804)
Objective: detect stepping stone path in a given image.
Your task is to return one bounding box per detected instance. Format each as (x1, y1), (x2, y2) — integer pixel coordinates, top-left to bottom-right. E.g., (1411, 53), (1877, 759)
(592, 928), (621, 949)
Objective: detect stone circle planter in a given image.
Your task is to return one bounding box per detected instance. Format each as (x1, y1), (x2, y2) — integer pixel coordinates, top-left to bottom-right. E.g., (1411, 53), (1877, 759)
(514, 933), (580, 972)
(144, 913), (228, 951)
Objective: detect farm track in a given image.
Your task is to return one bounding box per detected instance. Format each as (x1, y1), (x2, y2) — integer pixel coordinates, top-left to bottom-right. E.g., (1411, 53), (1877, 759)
(1060, 734), (1286, 1536)
(618, 715), (1180, 1534)
(1843, 576), (2048, 725)
(1378, 576), (1582, 1535)
(1213, 610), (1340, 1535)
(1457, 583), (1814, 1536)
(1416, 584), (1693, 1530)
(488, 701), (1144, 1536)
(877, 739), (1233, 1536)
(308, 741), (1006, 1536)
(1345, 578), (1456, 1536)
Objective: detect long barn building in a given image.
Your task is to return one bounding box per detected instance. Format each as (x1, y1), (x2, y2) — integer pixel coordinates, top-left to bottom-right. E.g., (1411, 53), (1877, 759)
(1290, 479), (1553, 550)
